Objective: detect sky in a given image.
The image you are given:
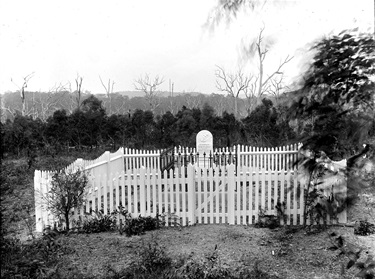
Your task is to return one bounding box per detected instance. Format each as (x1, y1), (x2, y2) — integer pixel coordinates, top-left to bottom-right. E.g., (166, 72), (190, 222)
(0, 0), (373, 95)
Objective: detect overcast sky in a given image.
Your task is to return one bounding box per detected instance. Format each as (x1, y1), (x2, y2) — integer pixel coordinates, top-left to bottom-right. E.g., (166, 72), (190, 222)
(0, 0), (373, 95)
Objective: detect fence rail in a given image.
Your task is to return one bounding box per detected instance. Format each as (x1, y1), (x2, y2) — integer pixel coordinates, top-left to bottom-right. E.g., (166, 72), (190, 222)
(34, 143), (347, 232)
(34, 164), (346, 232)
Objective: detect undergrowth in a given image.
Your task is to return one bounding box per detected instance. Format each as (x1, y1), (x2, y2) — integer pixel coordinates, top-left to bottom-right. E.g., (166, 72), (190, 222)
(104, 235), (281, 279)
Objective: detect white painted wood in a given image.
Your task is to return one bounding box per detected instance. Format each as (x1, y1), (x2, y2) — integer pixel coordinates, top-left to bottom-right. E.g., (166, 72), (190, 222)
(34, 143), (348, 231)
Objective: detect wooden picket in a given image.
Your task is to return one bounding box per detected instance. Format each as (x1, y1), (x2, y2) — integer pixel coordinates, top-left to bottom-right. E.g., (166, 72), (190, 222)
(34, 143), (347, 232)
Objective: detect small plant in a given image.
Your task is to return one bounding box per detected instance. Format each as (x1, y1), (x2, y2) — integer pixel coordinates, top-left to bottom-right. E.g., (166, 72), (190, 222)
(81, 209), (117, 233)
(114, 205), (164, 237)
(161, 211), (181, 227)
(354, 220), (375, 236)
(44, 168), (89, 231)
(328, 231), (375, 278)
(255, 201), (286, 229)
(179, 246), (227, 279)
(137, 235), (173, 273)
(255, 209), (279, 229)
(1, 228), (76, 278)
(106, 234), (173, 278)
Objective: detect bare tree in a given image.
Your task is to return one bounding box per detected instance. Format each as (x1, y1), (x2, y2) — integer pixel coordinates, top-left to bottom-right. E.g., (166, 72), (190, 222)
(36, 83), (68, 120)
(211, 93), (229, 116)
(167, 79), (176, 114)
(215, 66), (251, 117)
(134, 74), (164, 112)
(246, 27), (293, 98)
(240, 28), (292, 114)
(267, 73), (288, 106)
(185, 93), (203, 109)
(11, 72), (34, 116)
(99, 76), (115, 114)
(75, 75), (84, 111)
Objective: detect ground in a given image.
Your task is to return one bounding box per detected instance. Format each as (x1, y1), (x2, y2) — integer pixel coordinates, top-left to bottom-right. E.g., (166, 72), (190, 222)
(51, 224), (375, 279)
(1, 156), (375, 279)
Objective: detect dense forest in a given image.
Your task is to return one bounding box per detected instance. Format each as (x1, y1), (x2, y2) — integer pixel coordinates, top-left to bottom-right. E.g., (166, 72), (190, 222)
(1, 30), (375, 163)
(0, 95), (296, 155)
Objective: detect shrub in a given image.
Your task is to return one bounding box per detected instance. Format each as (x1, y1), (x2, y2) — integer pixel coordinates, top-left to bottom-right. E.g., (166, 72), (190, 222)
(81, 210), (117, 233)
(105, 234), (174, 279)
(178, 246), (232, 279)
(45, 169), (89, 231)
(1, 229), (79, 278)
(354, 220), (375, 236)
(115, 206), (164, 237)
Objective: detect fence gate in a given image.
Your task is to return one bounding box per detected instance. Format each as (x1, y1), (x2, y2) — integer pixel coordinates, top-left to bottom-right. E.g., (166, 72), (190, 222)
(34, 144), (347, 232)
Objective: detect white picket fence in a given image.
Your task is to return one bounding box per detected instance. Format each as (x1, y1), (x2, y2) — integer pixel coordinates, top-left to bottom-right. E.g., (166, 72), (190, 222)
(34, 144), (347, 232)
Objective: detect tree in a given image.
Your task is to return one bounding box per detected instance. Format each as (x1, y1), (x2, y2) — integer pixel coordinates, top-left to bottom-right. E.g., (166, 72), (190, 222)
(11, 73), (34, 116)
(99, 76), (115, 115)
(242, 98), (286, 146)
(67, 75), (84, 112)
(199, 103), (216, 131)
(134, 74), (164, 112)
(243, 28), (293, 100)
(300, 30), (375, 111)
(46, 169), (88, 231)
(293, 30), (375, 157)
(46, 109), (70, 153)
(172, 107), (198, 146)
(217, 111), (244, 147)
(267, 73), (288, 107)
(81, 95), (107, 148)
(215, 66), (251, 118)
(36, 84), (68, 121)
(205, 0), (268, 32)
(130, 109), (156, 148)
(156, 111), (177, 147)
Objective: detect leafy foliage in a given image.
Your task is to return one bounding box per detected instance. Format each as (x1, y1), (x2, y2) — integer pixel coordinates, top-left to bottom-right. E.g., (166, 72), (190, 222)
(115, 206), (164, 237)
(45, 169), (89, 231)
(255, 201), (286, 229)
(303, 30), (375, 109)
(297, 149), (347, 226)
(293, 30), (375, 157)
(105, 235), (174, 279)
(2, 95), (296, 157)
(354, 220), (375, 236)
(81, 210), (117, 233)
(1, 230), (80, 278)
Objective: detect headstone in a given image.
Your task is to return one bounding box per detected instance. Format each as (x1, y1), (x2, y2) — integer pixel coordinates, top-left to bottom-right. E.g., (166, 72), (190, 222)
(196, 130), (213, 167)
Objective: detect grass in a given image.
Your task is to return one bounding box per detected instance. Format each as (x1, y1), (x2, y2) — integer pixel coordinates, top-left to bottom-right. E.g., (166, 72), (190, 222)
(1, 155), (375, 278)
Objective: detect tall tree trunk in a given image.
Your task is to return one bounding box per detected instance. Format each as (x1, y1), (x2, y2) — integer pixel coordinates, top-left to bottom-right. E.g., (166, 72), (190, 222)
(65, 212), (70, 231)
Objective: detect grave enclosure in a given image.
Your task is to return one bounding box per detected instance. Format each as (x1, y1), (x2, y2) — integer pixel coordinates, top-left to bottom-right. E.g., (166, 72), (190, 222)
(34, 130), (347, 232)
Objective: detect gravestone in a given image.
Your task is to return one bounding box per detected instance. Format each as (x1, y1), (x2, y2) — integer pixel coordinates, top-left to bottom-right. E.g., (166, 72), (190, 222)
(196, 130), (213, 167)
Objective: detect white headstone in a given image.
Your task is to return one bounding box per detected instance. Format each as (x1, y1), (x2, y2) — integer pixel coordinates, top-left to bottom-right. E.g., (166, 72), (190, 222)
(196, 130), (213, 167)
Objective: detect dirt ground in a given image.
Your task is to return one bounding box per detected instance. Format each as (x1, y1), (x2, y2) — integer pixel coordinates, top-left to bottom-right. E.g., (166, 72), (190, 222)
(3, 157), (374, 279)
(54, 223), (374, 279)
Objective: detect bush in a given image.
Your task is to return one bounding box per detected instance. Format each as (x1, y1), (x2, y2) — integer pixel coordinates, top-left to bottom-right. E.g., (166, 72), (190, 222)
(105, 235), (174, 279)
(115, 206), (164, 237)
(81, 210), (117, 233)
(354, 220), (375, 236)
(122, 215), (163, 237)
(177, 246), (232, 279)
(0, 230), (80, 278)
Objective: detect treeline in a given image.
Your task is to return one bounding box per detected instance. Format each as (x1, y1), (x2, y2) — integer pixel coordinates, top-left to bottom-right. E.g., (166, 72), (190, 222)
(1, 95), (296, 158)
(0, 90), (262, 122)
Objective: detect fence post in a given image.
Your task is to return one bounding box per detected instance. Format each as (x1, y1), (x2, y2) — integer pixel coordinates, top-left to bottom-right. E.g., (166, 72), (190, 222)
(104, 151), (111, 177)
(187, 164), (196, 225)
(139, 167), (146, 216)
(227, 164), (236, 225)
(34, 170), (43, 232)
(337, 179), (347, 224)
